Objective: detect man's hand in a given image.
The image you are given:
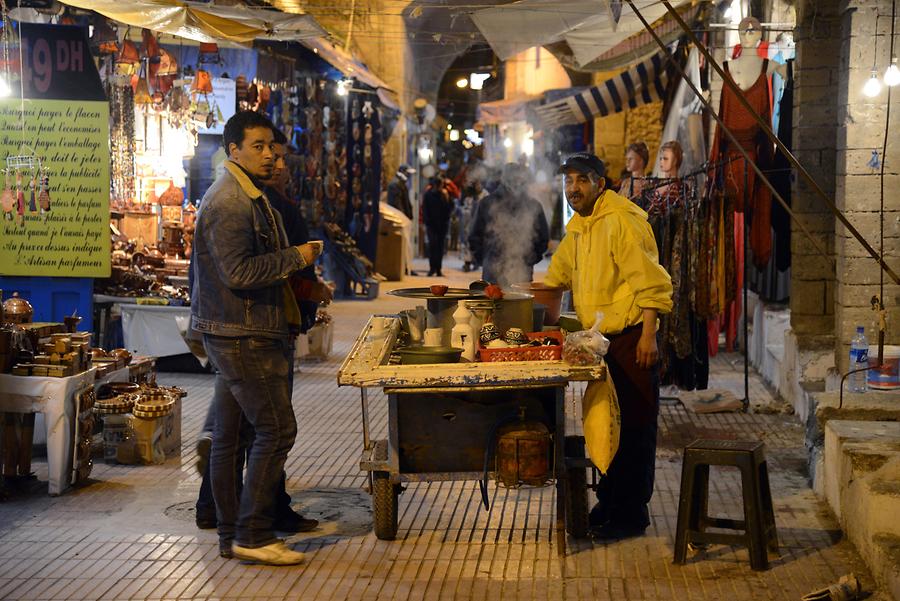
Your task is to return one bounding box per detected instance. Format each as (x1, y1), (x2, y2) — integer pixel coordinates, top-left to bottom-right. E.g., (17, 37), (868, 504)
(296, 242), (322, 265)
(309, 281), (334, 304)
(635, 331), (658, 369)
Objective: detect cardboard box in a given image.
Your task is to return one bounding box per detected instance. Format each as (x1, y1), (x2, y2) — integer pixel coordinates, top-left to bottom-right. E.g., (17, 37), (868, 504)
(129, 398), (182, 465)
(101, 398), (182, 465)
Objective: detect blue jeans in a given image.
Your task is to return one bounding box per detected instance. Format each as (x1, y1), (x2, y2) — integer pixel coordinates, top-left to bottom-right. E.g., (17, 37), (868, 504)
(203, 335), (297, 548)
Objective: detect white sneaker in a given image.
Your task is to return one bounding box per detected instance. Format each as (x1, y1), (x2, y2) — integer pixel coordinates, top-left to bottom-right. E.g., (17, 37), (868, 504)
(231, 541), (305, 566)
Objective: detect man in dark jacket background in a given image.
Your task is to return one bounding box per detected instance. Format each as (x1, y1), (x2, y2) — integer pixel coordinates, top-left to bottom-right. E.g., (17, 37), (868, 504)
(468, 163), (549, 287)
(422, 175), (453, 277)
(386, 165), (414, 219)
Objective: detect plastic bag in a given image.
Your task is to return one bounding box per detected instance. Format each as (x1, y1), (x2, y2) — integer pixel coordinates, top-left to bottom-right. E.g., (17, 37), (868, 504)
(562, 312), (610, 366)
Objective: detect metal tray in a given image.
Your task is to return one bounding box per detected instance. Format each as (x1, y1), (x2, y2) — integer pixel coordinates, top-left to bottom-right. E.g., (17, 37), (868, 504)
(387, 287), (485, 300)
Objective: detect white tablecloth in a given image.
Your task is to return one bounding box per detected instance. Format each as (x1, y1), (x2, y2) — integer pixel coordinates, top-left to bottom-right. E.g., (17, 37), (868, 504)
(0, 367), (132, 495)
(121, 304), (192, 358)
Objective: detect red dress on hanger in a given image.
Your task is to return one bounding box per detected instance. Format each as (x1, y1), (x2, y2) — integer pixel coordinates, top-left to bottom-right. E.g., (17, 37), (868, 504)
(708, 58), (774, 268)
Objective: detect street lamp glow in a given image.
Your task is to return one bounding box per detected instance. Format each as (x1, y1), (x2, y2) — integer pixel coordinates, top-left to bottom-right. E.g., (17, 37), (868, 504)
(522, 138), (534, 156)
(863, 70), (882, 97)
(456, 77), (468, 88)
(470, 73), (490, 90)
(885, 58), (900, 87)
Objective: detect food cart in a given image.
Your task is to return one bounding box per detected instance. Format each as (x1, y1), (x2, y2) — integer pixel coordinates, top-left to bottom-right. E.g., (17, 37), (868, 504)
(337, 314), (608, 555)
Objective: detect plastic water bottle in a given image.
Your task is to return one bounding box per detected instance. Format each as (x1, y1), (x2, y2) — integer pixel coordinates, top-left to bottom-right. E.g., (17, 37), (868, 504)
(849, 326), (869, 393)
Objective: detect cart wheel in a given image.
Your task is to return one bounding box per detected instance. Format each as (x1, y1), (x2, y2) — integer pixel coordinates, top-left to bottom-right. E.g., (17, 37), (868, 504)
(372, 471), (399, 540)
(564, 436), (590, 539)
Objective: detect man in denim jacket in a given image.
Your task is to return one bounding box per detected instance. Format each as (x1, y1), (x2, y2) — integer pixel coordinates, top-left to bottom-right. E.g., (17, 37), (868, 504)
(192, 111), (321, 566)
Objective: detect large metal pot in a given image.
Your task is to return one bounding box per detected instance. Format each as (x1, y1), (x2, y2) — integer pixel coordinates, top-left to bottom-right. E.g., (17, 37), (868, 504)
(465, 292), (534, 339)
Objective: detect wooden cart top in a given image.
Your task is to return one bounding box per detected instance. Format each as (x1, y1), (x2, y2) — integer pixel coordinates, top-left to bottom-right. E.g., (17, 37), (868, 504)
(337, 315), (606, 389)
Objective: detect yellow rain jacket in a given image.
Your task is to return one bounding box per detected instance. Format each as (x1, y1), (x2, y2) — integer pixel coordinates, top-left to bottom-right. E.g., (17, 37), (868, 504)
(545, 189), (673, 333)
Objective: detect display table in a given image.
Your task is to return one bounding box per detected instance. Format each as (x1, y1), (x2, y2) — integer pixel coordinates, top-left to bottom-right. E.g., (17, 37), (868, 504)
(120, 304), (191, 358)
(0, 361), (149, 495)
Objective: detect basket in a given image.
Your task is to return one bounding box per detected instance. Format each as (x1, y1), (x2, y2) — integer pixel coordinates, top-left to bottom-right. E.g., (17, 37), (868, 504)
(479, 331), (564, 362)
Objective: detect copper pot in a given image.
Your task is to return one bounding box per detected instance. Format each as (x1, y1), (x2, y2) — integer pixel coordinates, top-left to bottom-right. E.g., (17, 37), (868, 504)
(3, 292), (34, 324)
(495, 420), (553, 488)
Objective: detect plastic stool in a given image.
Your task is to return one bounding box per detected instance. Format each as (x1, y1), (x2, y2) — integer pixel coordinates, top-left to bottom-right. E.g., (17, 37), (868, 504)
(673, 439), (778, 570)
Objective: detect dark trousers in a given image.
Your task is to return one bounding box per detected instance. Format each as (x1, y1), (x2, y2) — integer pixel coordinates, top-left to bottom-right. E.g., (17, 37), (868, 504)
(195, 410), (293, 522)
(593, 324), (659, 528)
(426, 226), (447, 274)
(203, 335), (297, 549)
(196, 346), (298, 523)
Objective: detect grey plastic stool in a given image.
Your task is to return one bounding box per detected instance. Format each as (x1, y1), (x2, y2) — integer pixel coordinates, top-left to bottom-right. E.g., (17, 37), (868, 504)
(673, 439), (778, 570)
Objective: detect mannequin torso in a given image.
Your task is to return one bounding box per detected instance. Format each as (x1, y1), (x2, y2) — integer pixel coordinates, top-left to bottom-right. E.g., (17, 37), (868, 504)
(725, 18), (786, 90)
(726, 53), (766, 90)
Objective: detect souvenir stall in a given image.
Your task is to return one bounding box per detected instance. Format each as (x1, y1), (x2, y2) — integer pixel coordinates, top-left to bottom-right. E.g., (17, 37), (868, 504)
(1, 289), (184, 496)
(281, 40), (396, 300)
(93, 29), (233, 359)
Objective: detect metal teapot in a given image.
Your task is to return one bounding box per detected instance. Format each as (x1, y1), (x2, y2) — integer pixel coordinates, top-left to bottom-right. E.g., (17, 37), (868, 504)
(3, 292), (33, 324)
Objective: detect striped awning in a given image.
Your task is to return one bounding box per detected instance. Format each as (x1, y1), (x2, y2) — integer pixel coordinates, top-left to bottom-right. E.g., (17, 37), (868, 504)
(533, 50), (669, 127)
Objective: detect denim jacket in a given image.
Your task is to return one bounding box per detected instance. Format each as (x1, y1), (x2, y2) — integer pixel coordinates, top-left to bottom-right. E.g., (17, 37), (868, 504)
(191, 160), (306, 339)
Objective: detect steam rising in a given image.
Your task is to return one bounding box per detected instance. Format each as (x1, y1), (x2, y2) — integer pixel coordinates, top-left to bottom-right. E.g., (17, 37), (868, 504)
(472, 163), (545, 287)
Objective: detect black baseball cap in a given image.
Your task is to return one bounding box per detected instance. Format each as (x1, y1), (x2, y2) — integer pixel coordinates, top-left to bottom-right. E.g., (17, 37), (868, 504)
(557, 152), (606, 178)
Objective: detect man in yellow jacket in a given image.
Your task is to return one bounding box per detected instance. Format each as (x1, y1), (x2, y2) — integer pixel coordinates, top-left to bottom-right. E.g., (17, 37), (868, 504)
(545, 152), (673, 540)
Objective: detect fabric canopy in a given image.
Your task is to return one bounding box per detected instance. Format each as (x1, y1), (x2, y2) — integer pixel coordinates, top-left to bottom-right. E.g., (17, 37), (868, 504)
(533, 50), (668, 127)
(477, 95), (538, 125)
(299, 37), (399, 110)
(58, 0), (325, 44)
(471, 0), (690, 68)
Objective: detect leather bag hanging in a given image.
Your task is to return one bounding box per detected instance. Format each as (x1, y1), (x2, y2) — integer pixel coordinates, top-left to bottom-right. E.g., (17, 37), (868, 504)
(116, 29), (140, 75)
(192, 69), (213, 94)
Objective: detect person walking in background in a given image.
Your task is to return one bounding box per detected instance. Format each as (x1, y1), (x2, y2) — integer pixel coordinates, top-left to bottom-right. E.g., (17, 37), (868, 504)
(459, 179), (488, 272)
(423, 175), (453, 277)
(386, 165), (414, 219)
(468, 163), (549, 287)
(191, 111), (322, 565)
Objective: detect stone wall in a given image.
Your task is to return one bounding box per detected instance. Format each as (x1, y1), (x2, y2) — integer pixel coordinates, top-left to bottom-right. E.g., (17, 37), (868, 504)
(790, 0), (839, 344)
(834, 0), (900, 371)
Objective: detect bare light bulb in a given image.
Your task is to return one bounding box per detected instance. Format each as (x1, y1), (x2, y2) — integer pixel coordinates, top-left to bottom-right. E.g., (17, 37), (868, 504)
(863, 70), (882, 98)
(885, 58), (900, 87)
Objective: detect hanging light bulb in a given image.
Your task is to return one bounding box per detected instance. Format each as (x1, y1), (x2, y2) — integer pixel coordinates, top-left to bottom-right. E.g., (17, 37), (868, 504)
(885, 58), (900, 87)
(863, 69), (883, 97)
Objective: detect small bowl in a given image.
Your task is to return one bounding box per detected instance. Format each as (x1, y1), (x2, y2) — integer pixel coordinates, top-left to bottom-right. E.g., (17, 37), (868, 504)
(430, 285), (449, 297)
(479, 323), (501, 345)
(396, 346), (464, 365)
(504, 327), (528, 345)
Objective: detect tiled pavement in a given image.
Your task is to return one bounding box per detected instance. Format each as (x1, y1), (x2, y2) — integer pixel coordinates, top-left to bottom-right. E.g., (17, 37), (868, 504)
(0, 257), (887, 600)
